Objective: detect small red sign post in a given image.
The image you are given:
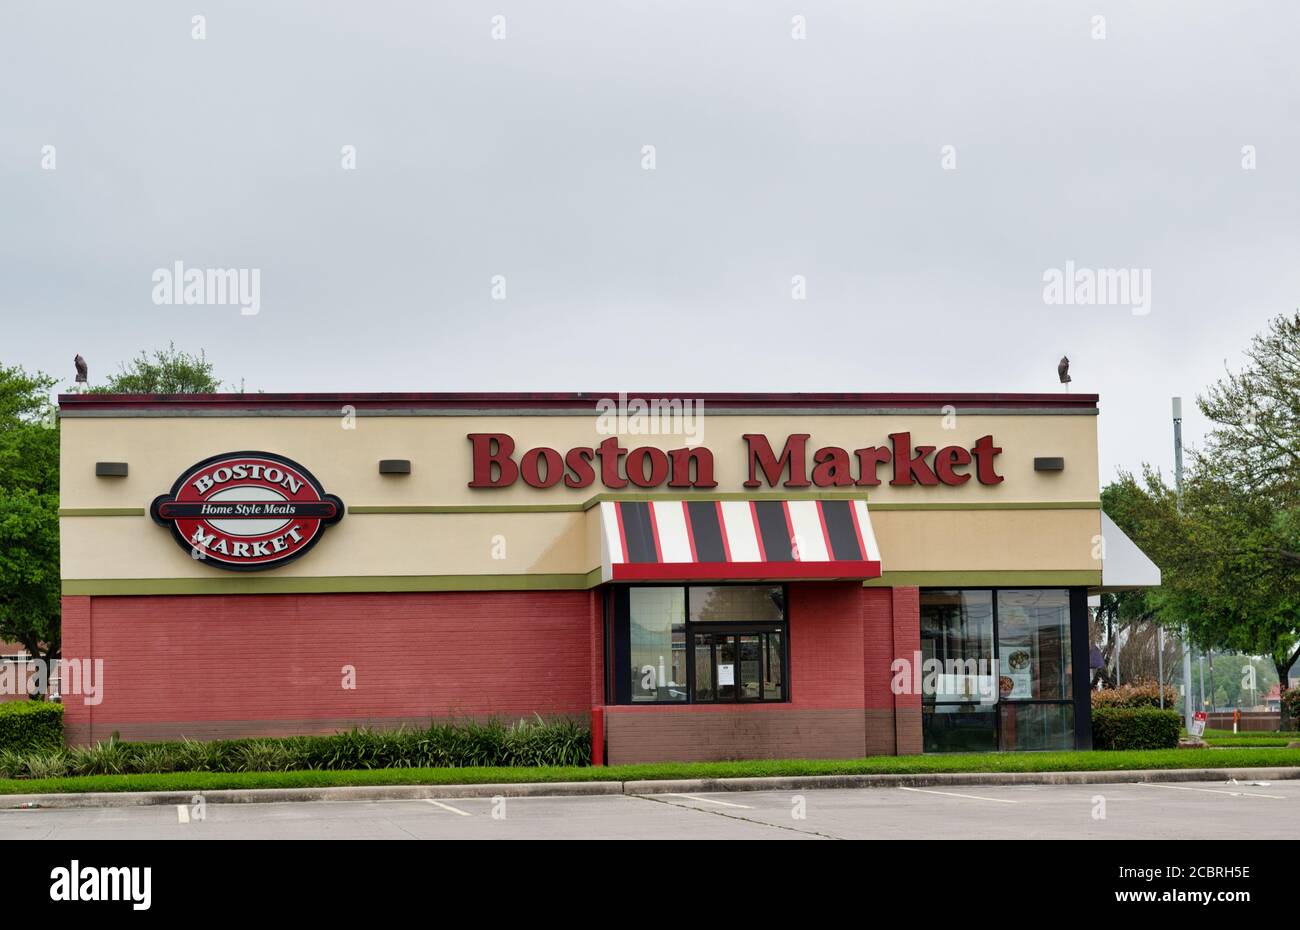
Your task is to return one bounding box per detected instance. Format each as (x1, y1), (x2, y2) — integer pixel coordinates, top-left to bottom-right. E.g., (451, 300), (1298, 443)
(1190, 711), (1207, 738)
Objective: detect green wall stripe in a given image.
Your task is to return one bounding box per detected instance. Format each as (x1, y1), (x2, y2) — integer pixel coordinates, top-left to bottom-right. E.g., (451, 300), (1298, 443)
(346, 504), (584, 514)
(65, 568), (1102, 596)
(863, 570), (1101, 587)
(867, 501), (1098, 511)
(578, 490), (872, 509)
(59, 508), (147, 517)
(64, 569), (604, 596)
(60, 498), (1097, 517)
(353, 491), (877, 514)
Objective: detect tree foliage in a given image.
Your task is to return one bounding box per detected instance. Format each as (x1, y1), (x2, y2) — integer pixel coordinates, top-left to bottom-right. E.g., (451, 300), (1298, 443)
(85, 343), (222, 394)
(1, 347), (232, 681)
(1108, 311), (1300, 727)
(0, 365), (60, 668)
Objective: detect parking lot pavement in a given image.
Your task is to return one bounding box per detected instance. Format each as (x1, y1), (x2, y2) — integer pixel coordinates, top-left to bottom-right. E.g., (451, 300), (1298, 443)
(1, 780), (1296, 840)
(646, 779), (1300, 840)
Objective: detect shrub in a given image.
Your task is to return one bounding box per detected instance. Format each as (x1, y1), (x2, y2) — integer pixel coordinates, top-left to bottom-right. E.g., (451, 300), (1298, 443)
(232, 739), (297, 773)
(66, 735), (133, 776)
(21, 751), (71, 779)
(1282, 688), (1300, 731)
(503, 715), (589, 766)
(173, 736), (232, 772)
(0, 716), (591, 779)
(1092, 707), (1181, 750)
(1092, 681), (1178, 709)
(0, 700), (63, 753)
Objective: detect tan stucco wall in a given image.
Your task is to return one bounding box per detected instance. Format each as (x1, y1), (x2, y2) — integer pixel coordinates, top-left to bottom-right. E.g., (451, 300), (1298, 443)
(60, 411), (1101, 588)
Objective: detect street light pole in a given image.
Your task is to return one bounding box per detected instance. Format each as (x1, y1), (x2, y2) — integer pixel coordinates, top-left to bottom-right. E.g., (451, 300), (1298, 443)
(1173, 397), (1192, 728)
(1115, 624), (1121, 687)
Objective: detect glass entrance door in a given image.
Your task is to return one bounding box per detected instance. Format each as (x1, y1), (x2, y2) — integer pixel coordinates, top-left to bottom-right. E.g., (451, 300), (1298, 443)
(691, 629), (784, 703)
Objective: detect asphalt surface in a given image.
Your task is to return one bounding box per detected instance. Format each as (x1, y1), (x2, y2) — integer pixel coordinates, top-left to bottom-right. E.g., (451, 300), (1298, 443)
(3, 779), (1298, 839)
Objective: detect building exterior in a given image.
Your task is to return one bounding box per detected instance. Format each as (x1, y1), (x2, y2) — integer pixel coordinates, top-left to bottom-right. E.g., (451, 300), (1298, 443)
(58, 391), (1157, 762)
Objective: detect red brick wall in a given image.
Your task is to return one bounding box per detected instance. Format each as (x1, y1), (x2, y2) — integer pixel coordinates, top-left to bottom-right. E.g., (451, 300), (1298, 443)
(61, 591), (596, 744)
(62, 583), (926, 758)
(788, 582), (866, 709)
(890, 586), (922, 755)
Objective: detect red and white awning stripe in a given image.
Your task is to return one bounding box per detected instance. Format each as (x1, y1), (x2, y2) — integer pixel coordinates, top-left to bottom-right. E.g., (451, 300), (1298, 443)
(599, 498), (882, 582)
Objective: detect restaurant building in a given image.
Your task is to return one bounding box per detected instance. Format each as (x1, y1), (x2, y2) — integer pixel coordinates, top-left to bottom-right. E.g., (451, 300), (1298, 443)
(57, 392), (1158, 762)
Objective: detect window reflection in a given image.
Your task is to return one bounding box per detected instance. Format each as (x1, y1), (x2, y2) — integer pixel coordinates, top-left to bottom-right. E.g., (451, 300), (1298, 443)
(629, 588), (687, 702)
(921, 588), (1077, 753)
(996, 590), (1072, 702)
(623, 586), (787, 704)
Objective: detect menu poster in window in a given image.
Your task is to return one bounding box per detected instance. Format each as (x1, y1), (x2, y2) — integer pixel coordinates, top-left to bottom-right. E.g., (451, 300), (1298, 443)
(998, 606), (1034, 699)
(718, 663), (735, 687)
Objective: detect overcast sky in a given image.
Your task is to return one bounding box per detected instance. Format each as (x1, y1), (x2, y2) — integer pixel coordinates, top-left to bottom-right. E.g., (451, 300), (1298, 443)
(3, 1), (1297, 482)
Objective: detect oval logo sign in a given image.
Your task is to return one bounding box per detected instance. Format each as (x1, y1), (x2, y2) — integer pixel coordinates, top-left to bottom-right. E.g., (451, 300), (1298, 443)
(150, 451), (344, 571)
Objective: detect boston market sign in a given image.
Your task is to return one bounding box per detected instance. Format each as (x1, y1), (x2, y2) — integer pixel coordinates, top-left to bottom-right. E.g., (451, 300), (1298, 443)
(469, 432), (1004, 490)
(151, 452), (344, 571)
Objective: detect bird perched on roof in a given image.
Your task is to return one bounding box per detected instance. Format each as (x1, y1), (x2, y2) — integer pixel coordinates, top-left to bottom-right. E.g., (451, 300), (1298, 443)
(1058, 356), (1071, 386)
(74, 354), (88, 385)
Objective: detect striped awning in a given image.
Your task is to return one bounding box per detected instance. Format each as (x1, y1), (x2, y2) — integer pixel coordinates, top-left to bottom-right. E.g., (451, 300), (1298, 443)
(599, 499), (882, 582)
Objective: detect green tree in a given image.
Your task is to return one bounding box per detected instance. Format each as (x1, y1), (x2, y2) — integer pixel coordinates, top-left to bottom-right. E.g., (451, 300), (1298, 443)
(0, 346), (235, 696)
(1095, 479), (1178, 690)
(1195, 311), (1300, 726)
(1110, 311), (1300, 728)
(0, 365), (60, 678)
(85, 343), (223, 394)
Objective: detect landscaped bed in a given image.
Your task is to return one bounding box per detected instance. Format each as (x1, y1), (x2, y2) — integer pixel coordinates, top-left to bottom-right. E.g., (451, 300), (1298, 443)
(1194, 728), (1300, 747)
(2, 748), (1298, 796)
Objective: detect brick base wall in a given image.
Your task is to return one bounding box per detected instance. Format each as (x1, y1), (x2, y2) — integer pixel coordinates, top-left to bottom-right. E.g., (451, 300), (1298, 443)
(605, 706), (866, 763)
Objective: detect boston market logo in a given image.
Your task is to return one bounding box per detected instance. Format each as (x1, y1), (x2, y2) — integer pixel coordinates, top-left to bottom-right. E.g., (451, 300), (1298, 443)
(150, 452), (344, 571)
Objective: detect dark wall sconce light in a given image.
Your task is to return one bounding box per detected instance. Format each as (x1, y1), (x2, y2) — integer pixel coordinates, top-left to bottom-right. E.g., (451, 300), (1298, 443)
(95, 462), (129, 477)
(1033, 457), (1065, 472)
(379, 460), (411, 475)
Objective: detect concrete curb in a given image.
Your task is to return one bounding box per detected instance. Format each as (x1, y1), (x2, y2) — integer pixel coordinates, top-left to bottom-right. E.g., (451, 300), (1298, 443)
(0, 780), (622, 809)
(623, 766), (1300, 794)
(3, 766), (1298, 809)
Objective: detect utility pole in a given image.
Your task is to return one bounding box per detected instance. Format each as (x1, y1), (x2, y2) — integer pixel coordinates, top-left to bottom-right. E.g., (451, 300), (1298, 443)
(1208, 651), (1216, 713)
(1173, 397), (1192, 728)
(1115, 625), (1121, 687)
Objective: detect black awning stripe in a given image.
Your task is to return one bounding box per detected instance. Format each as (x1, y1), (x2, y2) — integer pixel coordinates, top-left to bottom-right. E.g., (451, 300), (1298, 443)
(685, 500), (728, 563)
(820, 499), (864, 561)
(754, 500), (794, 562)
(618, 501), (659, 563)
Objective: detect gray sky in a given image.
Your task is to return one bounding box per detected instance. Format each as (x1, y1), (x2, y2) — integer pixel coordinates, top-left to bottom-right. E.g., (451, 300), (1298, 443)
(3, 1), (1297, 482)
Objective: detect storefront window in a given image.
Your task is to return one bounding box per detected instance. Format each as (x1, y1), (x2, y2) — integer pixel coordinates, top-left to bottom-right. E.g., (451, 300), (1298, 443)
(921, 590), (995, 703)
(921, 588), (1079, 753)
(999, 702), (1075, 752)
(617, 585), (787, 704)
(689, 586), (784, 623)
(628, 588), (687, 702)
(996, 589), (1071, 702)
(923, 705), (999, 753)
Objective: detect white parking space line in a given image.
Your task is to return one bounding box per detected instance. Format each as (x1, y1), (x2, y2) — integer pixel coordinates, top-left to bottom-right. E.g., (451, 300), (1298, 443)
(898, 787), (1018, 804)
(424, 799), (472, 816)
(660, 793), (753, 809)
(1136, 783), (1285, 799)
(176, 805), (189, 824)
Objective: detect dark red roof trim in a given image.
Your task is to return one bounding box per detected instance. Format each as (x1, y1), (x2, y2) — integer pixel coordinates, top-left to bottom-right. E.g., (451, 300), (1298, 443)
(59, 392), (1098, 411)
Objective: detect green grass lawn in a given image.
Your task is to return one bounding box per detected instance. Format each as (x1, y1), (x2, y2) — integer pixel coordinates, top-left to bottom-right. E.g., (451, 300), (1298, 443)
(3, 747), (1298, 796)
(1191, 727), (1300, 747)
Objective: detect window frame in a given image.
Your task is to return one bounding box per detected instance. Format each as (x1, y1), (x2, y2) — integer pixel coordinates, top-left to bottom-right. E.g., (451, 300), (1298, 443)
(611, 583), (790, 705)
(920, 586), (1089, 752)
